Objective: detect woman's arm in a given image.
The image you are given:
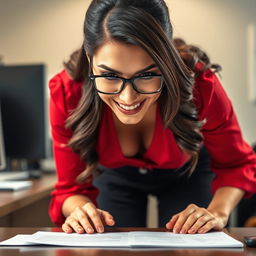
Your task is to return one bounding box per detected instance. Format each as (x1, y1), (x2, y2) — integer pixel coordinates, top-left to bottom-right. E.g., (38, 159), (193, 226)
(207, 186), (245, 222)
(166, 67), (256, 233)
(49, 71), (99, 228)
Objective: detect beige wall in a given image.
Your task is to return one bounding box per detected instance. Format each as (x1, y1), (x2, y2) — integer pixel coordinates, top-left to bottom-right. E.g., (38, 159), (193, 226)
(169, 0), (256, 144)
(0, 0), (88, 78)
(0, 0), (255, 143)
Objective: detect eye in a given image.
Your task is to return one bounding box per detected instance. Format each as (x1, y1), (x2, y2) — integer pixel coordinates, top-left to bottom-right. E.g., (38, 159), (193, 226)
(101, 72), (119, 80)
(101, 72), (116, 76)
(104, 77), (119, 81)
(138, 72), (158, 80)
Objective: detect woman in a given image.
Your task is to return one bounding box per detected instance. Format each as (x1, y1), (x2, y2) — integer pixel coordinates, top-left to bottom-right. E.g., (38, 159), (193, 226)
(49, 0), (256, 234)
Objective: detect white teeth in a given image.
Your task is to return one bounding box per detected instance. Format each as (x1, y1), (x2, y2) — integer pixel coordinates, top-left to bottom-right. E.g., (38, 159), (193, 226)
(118, 102), (141, 110)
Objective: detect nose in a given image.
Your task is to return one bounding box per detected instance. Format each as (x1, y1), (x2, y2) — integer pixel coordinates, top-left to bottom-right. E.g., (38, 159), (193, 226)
(118, 82), (138, 104)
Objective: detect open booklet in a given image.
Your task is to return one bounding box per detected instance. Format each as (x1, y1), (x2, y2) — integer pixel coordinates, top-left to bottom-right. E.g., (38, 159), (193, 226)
(0, 231), (243, 248)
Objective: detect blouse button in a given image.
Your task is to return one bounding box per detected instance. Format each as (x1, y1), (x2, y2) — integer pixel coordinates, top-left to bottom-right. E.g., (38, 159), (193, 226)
(139, 168), (148, 174)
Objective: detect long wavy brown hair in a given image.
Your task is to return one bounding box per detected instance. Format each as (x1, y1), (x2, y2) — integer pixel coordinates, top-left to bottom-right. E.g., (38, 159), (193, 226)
(64, 0), (221, 183)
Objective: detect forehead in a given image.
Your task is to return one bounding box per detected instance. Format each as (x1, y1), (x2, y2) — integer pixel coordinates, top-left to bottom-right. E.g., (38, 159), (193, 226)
(92, 40), (155, 74)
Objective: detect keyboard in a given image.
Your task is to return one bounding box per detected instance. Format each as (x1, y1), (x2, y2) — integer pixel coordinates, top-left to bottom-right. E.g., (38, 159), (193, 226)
(0, 180), (32, 191)
(0, 171), (29, 181)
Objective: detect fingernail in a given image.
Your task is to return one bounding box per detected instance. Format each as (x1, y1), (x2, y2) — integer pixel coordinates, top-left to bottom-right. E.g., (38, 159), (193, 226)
(87, 227), (93, 233)
(174, 228), (180, 233)
(189, 229), (195, 233)
(77, 227), (83, 233)
(180, 229), (186, 234)
(97, 226), (104, 233)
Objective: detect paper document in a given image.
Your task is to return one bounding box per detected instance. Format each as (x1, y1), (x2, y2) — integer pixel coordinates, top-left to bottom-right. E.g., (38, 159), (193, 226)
(30, 232), (130, 247)
(0, 235), (34, 246)
(0, 231), (243, 248)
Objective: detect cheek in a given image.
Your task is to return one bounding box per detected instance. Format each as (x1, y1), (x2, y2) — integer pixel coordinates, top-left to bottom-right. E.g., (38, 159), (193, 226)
(147, 94), (161, 104)
(98, 94), (113, 105)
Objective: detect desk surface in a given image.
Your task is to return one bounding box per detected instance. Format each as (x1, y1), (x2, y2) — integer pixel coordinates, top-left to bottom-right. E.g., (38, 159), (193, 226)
(0, 227), (255, 256)
(0, 173), (56, 217)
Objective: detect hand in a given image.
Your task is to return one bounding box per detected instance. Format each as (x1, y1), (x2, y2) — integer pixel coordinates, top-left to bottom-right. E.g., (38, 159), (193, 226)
(165, 204), (228, 234)
(62, 202), (115, 234)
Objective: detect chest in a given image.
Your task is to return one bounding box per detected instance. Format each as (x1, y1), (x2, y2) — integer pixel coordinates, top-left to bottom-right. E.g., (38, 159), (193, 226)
(114, 121), (155, 157)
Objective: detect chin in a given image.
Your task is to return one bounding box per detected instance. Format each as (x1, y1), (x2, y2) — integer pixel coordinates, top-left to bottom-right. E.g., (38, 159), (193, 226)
(118, 116), (142, 125)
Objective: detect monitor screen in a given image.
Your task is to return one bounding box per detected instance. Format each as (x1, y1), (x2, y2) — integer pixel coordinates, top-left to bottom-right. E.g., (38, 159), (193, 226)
(0, 105), (6, 170)
(0, 64), (50, 161)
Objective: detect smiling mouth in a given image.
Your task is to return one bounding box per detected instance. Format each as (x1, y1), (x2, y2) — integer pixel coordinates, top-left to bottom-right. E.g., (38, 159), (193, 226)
(118, 102), (141, 110)
(114, 100), (145, 115)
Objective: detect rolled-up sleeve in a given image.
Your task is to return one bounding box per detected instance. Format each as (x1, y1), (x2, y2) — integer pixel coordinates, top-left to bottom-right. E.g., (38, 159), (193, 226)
(48, 71), (98, 226)
(194, 69), (256, 197)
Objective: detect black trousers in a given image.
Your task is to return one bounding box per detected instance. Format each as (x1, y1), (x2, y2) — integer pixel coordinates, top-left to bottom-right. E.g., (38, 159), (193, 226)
(93, 147), (214, 227)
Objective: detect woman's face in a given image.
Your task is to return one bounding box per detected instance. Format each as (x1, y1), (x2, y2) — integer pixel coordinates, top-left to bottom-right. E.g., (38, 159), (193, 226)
(91, 40), (161, 125)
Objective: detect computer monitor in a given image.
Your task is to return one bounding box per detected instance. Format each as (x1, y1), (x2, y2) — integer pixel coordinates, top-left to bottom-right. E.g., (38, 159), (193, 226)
(0, 64), (50, 170)
(0, 104), (6, 171)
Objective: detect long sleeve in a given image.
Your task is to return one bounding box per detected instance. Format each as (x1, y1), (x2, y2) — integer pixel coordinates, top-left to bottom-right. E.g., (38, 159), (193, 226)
(194, 67), (256, 197)
(49, 70), (98, 226)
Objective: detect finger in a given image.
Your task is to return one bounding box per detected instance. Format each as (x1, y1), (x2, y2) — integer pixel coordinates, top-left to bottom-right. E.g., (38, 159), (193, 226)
(65, 216), (85, 234)
(197, 219), (218, 234)
(186, 214), (214, 234)
(73, 207), (95, 234)
(166, 214), (179, 230)
(180, 208), (208, 233)
(62, 222), (73, 233)
(172, 215), (189, 233)
(86, 205), (105, 233)
(98, 210), (115, 226)
(172, 205), (197, 233)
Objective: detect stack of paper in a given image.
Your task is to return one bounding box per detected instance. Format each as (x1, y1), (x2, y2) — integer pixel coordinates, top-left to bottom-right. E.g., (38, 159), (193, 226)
(0, 231), (244, 248)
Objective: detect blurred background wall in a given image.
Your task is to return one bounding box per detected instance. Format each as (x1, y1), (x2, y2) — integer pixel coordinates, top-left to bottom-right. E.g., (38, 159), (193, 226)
(0, 0), (256, 226)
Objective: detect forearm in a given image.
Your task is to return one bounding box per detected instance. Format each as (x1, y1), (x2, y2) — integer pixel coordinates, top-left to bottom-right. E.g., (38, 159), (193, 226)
(207, 186), (245, 218)
(62, 194), (93, 217)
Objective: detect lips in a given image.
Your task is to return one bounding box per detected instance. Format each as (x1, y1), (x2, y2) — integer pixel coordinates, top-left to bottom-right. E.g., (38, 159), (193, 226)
(114, 100), (145, 115)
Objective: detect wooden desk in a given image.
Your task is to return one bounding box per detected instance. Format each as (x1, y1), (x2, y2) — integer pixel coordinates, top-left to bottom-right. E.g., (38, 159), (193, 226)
(0, 173), (56, 227)
(0, 227), (255, 256)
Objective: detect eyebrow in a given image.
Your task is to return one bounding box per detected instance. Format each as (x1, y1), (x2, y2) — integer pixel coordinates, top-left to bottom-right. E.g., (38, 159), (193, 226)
(97, 64), (158, 75)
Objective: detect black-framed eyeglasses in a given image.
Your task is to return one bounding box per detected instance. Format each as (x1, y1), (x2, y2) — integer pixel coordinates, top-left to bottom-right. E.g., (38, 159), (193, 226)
(89, 74), (163, 95)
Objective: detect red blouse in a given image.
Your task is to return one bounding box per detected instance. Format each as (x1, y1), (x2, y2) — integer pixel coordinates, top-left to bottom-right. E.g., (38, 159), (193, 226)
(49, 66), (256, 226)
